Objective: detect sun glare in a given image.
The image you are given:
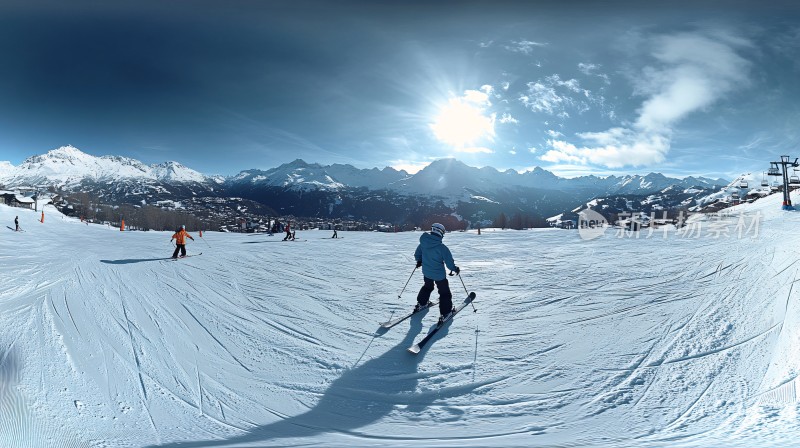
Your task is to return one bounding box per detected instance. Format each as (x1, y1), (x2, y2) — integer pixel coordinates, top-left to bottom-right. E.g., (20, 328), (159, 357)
(430, 98), (495, 147)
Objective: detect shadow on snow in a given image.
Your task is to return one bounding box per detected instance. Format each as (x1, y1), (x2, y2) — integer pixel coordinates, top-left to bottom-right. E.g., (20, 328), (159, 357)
(100, 258), (173, 264)
(150, 312), (480, 447)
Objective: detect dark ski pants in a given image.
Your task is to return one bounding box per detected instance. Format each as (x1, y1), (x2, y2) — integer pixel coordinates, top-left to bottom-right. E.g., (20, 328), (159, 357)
(417, 277), (453, 316)
(172, 244), (187, 258)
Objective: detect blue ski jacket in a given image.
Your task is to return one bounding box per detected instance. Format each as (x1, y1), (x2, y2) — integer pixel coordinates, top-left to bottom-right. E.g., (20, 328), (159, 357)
(414, 232), (457, 281)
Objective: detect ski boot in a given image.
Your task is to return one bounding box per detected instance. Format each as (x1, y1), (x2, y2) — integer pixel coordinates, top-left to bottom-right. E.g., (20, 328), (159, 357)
(438, 308), (455, 325)
(414, 302), (430, 313)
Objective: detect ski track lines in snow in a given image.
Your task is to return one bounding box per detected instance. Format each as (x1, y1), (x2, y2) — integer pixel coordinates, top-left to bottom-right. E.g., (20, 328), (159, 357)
(3, 199), (800, 447)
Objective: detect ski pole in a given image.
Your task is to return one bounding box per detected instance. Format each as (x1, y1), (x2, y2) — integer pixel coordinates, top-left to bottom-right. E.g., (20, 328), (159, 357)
(398, 266), (417, 300)
(451, 270), (477, 313)
(450, 270), (468, 294)
(201, 236), (211, 248)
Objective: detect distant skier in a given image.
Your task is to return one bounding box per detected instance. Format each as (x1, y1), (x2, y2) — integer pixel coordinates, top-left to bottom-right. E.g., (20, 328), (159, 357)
(14, 216), (19, 231)
(414, 223), (460, 324)
(332, 229), (338, 238)
(170, 225), (195, 258)
(283, 222), (292, 241)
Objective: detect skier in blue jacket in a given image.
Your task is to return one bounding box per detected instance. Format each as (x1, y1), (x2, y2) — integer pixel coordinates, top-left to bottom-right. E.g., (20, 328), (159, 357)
(414, 222), (460, 323)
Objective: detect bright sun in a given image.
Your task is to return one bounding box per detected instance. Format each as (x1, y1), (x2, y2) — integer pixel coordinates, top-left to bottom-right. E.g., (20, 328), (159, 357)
(430, 98), (494, 148)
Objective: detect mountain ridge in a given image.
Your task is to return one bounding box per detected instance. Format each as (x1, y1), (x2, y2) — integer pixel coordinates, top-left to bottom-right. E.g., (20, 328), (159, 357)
(0, 146), (732, 227)
(0, 146), (729, 195)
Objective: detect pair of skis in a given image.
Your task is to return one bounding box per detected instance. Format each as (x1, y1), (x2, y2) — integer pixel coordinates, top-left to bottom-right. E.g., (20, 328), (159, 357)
(380, 301), (438, 329)
(380, 292), (477, 354)
(170, 252), (203, 260)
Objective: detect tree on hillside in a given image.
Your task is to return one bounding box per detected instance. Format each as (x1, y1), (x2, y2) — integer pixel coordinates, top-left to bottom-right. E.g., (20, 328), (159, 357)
(493, 212), (507, 229)
(509, 213), (524, 230)
(421, 214), (466, 232)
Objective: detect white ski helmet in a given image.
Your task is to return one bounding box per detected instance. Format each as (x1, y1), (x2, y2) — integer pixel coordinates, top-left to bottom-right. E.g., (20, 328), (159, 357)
(431, 222), (446, 237)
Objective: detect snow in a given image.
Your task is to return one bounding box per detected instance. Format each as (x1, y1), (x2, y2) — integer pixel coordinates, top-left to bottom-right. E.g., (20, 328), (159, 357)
(694, 172), (772, 208)
(0, 161), (13, 178)
(3, 193), (800, 447)
(470, 195), (499, 204)
(150, 161), (208, 183)
(0, 146), (210, 187)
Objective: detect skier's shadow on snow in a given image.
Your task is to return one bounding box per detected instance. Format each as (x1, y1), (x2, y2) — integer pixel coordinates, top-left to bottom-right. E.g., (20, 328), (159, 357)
(100, 258), (172, 264)
(150, 313), (473, 447)
(0, 346), (19, 399)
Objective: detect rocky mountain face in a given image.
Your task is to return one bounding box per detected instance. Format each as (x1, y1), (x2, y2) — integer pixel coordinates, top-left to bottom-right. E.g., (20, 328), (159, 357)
(0, 146), (729, 227)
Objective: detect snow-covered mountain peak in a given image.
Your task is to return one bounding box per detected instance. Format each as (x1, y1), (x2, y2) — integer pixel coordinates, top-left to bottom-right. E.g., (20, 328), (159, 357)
(423, 158), (471, 173)
(150, 161), (207, 183)
(229, 160), (409, 191)
(3, 146), (211, 186)
(282, 159), (317, 170)
(21, 145), (93, 166)
(41, 144), (87, 160)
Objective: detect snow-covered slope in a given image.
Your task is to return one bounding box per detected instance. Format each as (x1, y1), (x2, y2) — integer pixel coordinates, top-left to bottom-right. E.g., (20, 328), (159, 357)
(149, 161), (208, 183)
(694, 172), (773, 209)
(0, 160), (14, 179)
(1, 145), (211, 187)
(3, 193), (800, 447)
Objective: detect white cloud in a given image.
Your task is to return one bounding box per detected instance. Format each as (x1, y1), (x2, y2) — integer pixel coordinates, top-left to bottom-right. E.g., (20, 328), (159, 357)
(578, 63), (599, 75)
(548, 75), (582, 93)
(455, 146), (494, 154)
(509, 150), (517, 155)
(520, 83), (564, 115)
(519, 75), (589, 116)
(499, 113), (518, 124)
(505, 40), (547, 55)
(542, 30), (751, 168)
(578, 62), (611, 85)
(633, 33), (749, 133)
(546, 129), (563, 138)
(541, 130), (670, 168)
(528, 147), (538, 154)
(463, 88), (491, 106)
(545, 164), (624, 178)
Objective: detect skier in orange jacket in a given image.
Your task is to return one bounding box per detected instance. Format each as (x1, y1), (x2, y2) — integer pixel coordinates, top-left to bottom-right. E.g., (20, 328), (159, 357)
(170, 225), (195, 258)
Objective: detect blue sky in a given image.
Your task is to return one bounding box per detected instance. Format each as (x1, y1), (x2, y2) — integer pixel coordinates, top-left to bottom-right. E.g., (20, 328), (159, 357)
(0, 0), (799, 179)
